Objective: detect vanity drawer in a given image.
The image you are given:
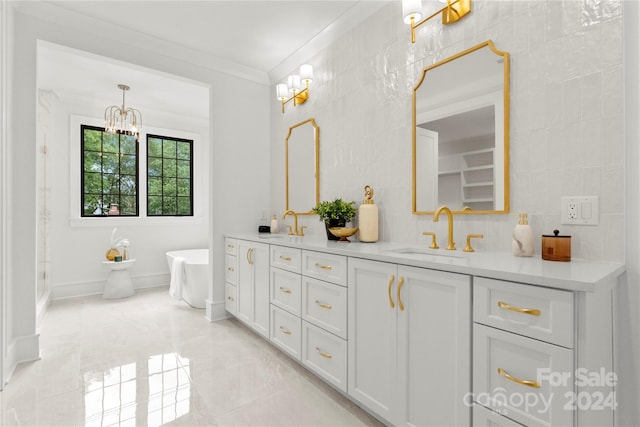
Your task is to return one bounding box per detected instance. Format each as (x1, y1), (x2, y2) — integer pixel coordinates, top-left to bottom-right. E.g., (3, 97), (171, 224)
(302, 321), (347, 393)
(225, 238), (238, 256)
(270, 267), (302, 316)
(270, 245), (301, 273)
(225, 283), (237, 316)
(225, 254), (237, 285)
(472, 404), (525, 427)
(302, 250), (347, 286)
(474, 277), (574, 348)
(473, 324), (573, 427)
(270, 305), (302, 361)
(301, 276), (347, 339)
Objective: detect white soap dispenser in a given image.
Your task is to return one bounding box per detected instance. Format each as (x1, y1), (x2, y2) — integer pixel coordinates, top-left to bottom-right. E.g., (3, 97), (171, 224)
(270, 214), (280, 234)
(358, 185), (379, 242)
(512, 213), (534, 257)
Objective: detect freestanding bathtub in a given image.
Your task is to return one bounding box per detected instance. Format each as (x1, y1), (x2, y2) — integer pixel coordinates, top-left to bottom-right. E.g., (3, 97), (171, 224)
(166, 249), (209, 309)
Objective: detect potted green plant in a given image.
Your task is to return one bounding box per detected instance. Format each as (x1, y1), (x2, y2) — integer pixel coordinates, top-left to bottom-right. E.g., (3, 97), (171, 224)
(312, 198), (356, 240)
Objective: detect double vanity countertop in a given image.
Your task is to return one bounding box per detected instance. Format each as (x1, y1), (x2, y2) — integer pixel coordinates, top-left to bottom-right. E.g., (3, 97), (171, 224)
(227, 232), (625, 293)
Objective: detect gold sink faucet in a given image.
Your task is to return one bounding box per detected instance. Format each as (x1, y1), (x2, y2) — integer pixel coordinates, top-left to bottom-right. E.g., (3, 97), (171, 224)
(283, 210), (304, 236)
(434, 206), (455, 250)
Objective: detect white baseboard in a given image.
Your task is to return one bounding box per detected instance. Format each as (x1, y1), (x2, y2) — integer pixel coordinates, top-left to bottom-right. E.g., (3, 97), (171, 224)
(51, 273), (170, 300)
(4, 333), (41, 385)
(206, 299), (229, 322)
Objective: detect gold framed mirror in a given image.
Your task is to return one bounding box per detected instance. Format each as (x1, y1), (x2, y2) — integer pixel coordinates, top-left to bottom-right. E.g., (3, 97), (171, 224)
(412, 40), (510, 214)
(286, 118), (319, 214)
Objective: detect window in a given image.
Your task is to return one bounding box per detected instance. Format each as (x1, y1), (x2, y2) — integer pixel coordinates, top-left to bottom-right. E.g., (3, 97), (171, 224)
(81, 125), (138, 217)
(147, 134), (193, 216)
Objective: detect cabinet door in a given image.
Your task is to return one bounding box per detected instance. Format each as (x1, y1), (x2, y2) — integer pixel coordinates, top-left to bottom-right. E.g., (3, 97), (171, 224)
(251, 243), (270, 338)
(237, 240), (270, 338)
(237, 241), (254, 327)
(348, 258), (398, 422)
(396, 265), (471, 427)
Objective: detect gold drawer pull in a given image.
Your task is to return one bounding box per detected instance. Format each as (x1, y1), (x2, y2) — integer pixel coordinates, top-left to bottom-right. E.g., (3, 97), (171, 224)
(279, 326), (292, 335)
(227, 243), (235, 249)
(227, 296), (234, 301)
(279, 287), (292, 294)
(315, 347), (333, 359)
(388, 275), (396, 309)
(315, 263), (333, 270)
(315, 300), (332, 310)
(397, 276), (405, 311)
(497, 368), (540, 388)
(498, 301), (541, 316)
(279, 255), (292, 261)
(227, 267), (234, 272)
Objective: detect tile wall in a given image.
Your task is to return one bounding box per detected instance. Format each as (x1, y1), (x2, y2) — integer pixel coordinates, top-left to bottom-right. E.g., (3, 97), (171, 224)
(270, 0), (624, 262)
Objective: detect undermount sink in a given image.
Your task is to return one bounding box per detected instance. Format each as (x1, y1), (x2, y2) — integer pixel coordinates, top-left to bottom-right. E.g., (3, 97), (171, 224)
(383, 246), (468, 262)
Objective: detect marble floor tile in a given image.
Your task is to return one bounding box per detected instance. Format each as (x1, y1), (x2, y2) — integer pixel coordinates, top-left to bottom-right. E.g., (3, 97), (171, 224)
(0, 287), (383, 427)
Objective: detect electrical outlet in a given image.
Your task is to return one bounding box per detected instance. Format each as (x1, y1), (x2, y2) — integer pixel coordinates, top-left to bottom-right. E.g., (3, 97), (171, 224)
(561, 196), (599, 225)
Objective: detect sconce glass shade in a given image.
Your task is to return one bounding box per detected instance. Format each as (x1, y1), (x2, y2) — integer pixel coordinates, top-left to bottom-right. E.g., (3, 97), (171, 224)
(300, 64), (313, 84)
(288, 75), (301, 93)
(402, 0), (422, 24)
(276, 83), (288, 100)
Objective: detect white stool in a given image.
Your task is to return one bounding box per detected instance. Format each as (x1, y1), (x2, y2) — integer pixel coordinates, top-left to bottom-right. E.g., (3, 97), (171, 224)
(102, 259), (136, 299)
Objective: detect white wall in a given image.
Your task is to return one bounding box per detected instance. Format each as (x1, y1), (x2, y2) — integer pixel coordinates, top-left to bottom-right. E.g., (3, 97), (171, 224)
(5, 4), (269, 379)
(270, 1), (638, 425)
(271, 1), (624, 261)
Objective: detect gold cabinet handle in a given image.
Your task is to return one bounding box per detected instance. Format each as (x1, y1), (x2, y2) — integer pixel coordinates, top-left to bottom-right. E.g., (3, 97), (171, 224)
(227, 243), (235, 249)
(279, 255), (292, 261)
(315, 347), (332, 359)
(227, 267), (234, 272)
(497, 368), (541, 388)
(227, 296), (234, 301)
(388, 275), (396, 309)
(498, 301), (541, 316)
(246, 247), (254, 265)
(279, 287), (292, 294)
(315, 263), (333, 270)
(279, 326), (292, 335)
(315, 300), (332, 310)
(397, 276), (405, 311)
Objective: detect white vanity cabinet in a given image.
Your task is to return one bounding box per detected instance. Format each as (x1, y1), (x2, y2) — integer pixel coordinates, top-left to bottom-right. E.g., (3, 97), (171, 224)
(224, 238), (238, 315)
(472, 277), (615, 427)
(348, 257), (471, 427)
(236, 240), (270, 339)
(269, 245), (303, 360)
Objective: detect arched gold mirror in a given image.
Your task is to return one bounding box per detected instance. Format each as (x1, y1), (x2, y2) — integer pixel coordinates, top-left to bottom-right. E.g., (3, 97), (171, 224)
(412, 40), (510, 214)
(286, 118), (319, 214)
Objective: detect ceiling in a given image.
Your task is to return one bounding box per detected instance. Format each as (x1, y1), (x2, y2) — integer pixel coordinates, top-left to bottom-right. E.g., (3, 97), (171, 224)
(28, 0), (390, 121)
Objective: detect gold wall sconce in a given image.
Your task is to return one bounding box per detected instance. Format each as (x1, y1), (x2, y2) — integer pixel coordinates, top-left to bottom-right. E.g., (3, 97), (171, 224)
(276, 64), (313, 113)
(402, 0), (472, 43)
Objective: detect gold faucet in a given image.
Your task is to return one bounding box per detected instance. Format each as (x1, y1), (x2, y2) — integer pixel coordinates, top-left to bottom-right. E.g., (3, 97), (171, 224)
(433, 206), (455, 250)
(282, 210), (303, 236)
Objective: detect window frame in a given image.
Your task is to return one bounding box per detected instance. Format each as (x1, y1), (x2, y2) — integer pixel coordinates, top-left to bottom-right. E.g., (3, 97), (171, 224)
(146, 133), (194, 217)
(80, 124), (140, 217)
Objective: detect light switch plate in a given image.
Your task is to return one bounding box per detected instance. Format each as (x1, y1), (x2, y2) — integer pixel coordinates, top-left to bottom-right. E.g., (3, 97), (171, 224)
(561, 196), (599, 225)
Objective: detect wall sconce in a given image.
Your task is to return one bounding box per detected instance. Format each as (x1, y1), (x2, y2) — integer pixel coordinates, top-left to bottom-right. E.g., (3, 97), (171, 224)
(402, 0), (472, 43)
(276, 64), (313, 113)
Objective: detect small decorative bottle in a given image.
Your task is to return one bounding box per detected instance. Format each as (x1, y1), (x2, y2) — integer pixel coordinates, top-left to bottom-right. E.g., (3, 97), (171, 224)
(358, 185), (379, 242)
(512, 213), (534, 257)
(270, 214), (280, 234)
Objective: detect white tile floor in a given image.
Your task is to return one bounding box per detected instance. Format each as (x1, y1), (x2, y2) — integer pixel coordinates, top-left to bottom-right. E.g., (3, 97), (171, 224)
(0, 287), (384, 426)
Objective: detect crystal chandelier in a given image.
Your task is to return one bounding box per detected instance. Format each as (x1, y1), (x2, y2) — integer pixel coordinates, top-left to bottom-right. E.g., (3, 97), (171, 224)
(104, 84), (142, 139)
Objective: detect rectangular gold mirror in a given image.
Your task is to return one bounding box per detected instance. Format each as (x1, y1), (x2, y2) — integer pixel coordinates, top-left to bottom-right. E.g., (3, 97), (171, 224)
(286, 118), (319, 214)
(412, 40), (510, 214)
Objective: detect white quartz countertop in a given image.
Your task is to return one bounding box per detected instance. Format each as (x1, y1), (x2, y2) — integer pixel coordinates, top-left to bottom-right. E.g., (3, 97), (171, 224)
(226, 233), (625, 293)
